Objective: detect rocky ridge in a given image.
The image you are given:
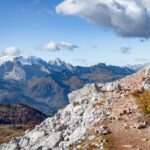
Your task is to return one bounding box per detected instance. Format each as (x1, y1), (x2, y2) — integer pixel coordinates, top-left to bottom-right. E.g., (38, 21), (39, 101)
(1, 65), (150, 150)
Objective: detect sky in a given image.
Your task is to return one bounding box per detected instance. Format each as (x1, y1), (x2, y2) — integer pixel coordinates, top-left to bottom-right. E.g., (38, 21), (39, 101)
(0, 0), (150, 66)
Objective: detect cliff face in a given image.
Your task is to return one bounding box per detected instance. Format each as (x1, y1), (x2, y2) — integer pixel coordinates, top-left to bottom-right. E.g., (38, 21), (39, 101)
(1, 66), (150, 150)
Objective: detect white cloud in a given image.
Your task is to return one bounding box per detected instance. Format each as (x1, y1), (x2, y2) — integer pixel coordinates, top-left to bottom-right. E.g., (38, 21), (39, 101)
(1, 47), (20, 56)
(56, 0), (150, 38)
(41, 41), (78, 51)
(0, 47), (20, 64)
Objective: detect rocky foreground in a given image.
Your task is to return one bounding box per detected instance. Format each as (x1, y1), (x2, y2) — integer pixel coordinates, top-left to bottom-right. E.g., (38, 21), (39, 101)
(1, 65), (150, 150)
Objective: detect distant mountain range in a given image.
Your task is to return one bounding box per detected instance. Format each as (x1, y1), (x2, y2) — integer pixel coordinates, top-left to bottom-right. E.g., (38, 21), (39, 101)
(0, 56), (138, 115)
(126, 63), (149, 71)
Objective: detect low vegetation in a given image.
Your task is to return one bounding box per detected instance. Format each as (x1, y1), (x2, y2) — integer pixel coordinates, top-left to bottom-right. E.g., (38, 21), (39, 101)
(0, 125), (25, 144)
(132, 90), (150, 114)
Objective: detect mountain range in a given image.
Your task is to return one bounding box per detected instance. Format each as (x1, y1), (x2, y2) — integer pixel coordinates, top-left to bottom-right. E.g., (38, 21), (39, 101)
(1, 63), (150, 149)
(0, 56), (138, 115)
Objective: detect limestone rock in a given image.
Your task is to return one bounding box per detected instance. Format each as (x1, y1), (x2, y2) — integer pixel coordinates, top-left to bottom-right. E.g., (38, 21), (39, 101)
(69, 126), (86, 144)
(45, 132), (63, 148)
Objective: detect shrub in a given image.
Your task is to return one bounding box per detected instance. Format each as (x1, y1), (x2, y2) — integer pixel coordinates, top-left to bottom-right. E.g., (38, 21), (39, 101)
(132, 90), (150, 114)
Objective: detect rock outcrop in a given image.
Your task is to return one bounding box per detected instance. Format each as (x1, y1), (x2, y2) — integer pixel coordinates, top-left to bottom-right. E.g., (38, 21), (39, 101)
(1, 65), (150, 150)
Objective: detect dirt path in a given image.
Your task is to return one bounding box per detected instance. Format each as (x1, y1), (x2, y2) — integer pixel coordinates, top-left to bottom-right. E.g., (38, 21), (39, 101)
(108, 94), (150, 150)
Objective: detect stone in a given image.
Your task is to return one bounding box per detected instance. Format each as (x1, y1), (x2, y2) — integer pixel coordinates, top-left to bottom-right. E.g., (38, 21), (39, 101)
(55, 113), (61, 120)
(83, 108), (97, 124)
(142, 138), (149, 142)
(135, 121), (147, 129)
(69, 127), (86, 144)
(27, 131), (45, 143)
(45, 132), (63, 148)
(11, 137), (20, 144)
(73, 105), (84, 116)
(19, 138), (29, 147)
(119, 108), (132, 116)
(95, 126), (111, 135)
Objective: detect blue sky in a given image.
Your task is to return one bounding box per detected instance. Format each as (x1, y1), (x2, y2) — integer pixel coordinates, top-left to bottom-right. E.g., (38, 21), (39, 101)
(0, 0), (150, 66)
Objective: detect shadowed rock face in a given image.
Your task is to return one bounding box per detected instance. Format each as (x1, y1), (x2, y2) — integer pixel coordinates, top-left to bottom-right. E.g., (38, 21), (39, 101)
(0, 104), (47, 126)
(0, 57), (135, 115)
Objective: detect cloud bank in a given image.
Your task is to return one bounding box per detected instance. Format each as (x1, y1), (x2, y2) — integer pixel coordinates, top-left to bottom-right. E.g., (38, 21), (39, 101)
(0, 47), (20, 64)
(56, 0), (150, 38)
(41, 41), (78, 51)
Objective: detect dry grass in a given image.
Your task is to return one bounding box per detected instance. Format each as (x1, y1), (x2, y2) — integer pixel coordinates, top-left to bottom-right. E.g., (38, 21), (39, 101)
(0, 125), (25, 144)
(132, 90), (150, 114)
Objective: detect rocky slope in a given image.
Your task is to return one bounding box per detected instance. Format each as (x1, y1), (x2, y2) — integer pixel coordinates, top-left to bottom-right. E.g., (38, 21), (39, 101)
(0, 104), (47, 126)
(0, 56), (135, 115)
(1, 65), (150, 150)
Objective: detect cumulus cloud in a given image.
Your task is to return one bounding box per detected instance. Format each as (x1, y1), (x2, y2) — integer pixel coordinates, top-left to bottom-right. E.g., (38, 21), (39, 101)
(41, 41), (78, 51)
(56, 0), (150, 38)
(1, 47), (20, 56)
(0, 47), (20, 64)
(118, 46), (132, 55)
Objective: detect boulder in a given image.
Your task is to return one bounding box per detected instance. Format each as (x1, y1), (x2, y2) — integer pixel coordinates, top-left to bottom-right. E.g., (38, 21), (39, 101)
(73, 105), (84, 116)
(45, 132), (63, 148)
(69, 126), (86, 144)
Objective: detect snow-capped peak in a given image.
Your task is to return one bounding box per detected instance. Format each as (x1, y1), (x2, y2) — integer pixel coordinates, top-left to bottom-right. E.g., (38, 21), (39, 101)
(13, 56), (46, 66)
(49, 58), (73, 70)
(49, 58), (64, 66)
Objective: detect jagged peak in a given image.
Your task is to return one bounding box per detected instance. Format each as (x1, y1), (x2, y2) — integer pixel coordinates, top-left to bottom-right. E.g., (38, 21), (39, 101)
(9, 56), (73, 70)
(13, 56), (47, 65)
(49, 58), (73, 70)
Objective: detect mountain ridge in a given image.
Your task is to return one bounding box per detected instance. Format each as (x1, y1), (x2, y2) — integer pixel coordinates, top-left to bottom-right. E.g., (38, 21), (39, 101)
(0, 56), (137, 115)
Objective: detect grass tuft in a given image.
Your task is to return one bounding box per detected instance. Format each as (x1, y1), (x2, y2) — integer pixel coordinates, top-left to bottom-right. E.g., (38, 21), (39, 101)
(132, 90), (150, 114)
(0, 125), (25, 144)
